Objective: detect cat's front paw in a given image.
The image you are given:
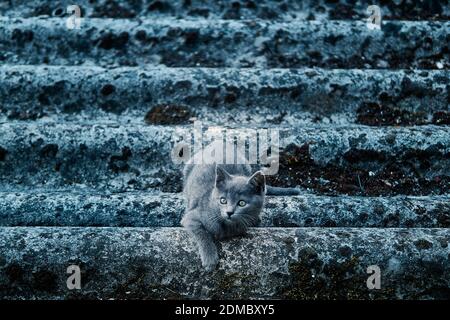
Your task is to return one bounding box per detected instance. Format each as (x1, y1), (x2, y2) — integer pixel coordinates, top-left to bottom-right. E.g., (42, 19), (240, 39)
(201, 252), (219, 272)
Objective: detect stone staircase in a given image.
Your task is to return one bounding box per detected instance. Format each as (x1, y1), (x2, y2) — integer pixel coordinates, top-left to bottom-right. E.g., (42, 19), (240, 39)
(0, 0), (449, 300)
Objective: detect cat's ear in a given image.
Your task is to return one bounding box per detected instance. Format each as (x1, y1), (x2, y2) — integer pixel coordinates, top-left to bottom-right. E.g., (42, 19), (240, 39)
(215, 166), (231, 188)
(248, 171), (265, 193)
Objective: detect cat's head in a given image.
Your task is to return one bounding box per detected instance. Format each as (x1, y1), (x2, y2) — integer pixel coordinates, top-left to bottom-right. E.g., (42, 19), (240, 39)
(213, 166), (265, 224)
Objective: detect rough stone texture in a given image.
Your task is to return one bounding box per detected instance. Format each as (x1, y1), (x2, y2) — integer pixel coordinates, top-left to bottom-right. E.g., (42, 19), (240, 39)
(0, 227), (449, 300)
(0, 0), (449, 302)
(0, 192), (449, 228)
(0, 66), (448, 125)
(0, 123), (448, 193)
(1, 0), (449, 20)
(0, 18), (448, 68)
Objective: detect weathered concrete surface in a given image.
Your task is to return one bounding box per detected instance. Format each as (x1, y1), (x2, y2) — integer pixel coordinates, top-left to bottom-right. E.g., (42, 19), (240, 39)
(0, 18), (448, 68)
(0, 123), (448, 193)
(1, 0), (449, 20)
(0, 0), (447, 303)
(0, 192), (449, 228)
(0, 227), (448, 300)
(0, 66), (448, 124)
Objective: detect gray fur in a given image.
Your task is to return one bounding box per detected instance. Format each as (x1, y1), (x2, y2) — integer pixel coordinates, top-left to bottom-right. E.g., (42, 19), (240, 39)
(181, 141), (297, 271)
(266, 185), (301, 196)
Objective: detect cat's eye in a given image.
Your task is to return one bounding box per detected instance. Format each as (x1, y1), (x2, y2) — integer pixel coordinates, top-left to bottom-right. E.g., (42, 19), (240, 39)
(238, 200), (246, 207)
(220, 197), (227, 205)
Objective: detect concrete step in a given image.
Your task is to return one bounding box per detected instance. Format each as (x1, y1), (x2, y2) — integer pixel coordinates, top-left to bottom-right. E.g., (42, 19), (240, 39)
(0, 123), (448, 195)
(0, 18), (448, 68)
(1, 66), (448, 125)
(0, 0), (447, 303)
(1, 0), (449, 20)
(0, 227), (448, 299)
(0, 191), (448, 228)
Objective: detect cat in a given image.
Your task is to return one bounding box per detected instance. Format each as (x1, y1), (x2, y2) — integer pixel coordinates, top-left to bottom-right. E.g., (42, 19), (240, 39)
(181, 141), (300, 271)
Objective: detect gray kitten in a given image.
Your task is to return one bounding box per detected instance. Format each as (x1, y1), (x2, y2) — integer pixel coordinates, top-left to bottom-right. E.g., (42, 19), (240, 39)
(181, 141), (299, 271)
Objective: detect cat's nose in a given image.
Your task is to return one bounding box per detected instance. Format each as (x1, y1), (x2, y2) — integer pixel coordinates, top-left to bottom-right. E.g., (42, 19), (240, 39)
(226, 211), (234, 217)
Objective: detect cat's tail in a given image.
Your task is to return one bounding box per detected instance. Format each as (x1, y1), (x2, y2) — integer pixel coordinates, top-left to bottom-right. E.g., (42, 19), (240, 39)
(265, 185), (301, 196)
